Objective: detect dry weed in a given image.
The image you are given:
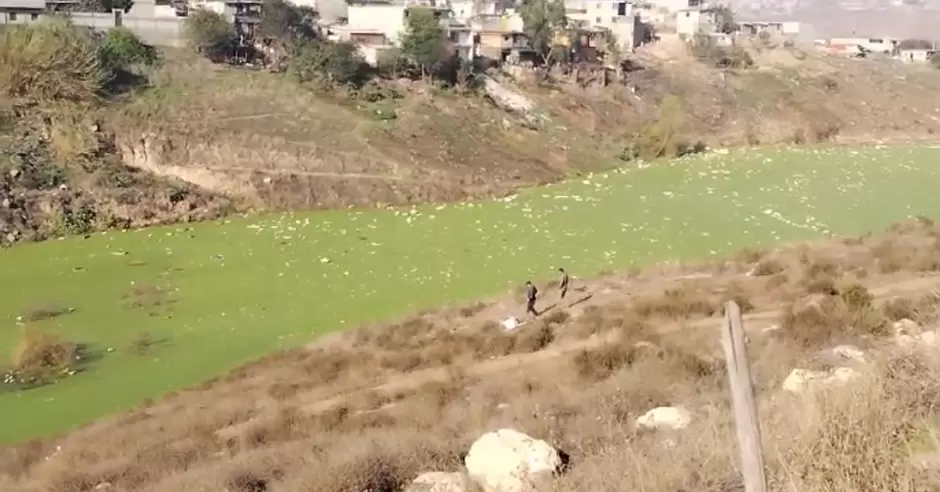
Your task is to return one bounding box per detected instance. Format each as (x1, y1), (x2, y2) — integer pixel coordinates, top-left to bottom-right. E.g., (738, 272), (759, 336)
(778, 286), (889, 348)
(8, 326), (82, 387)
(19, 302), (71, 322)
(123, 283), (175, 311)
(631, 286), (720, 319)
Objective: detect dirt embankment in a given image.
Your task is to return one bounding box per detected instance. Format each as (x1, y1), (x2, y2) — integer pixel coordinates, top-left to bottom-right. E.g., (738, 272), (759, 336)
(5, 219), (940, 491)
(108, 42), (940, 212)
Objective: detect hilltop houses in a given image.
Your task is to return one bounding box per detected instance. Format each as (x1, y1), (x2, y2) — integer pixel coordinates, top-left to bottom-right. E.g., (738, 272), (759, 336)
(329, 0), (656, 67)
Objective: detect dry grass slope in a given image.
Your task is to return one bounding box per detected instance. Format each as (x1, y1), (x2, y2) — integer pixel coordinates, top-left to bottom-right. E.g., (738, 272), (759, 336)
(6, 219), (940, 491)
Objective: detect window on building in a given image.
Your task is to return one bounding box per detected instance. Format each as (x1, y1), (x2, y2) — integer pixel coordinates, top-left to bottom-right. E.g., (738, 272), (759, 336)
(30, 13), (38, 20)
(595, 16), (601, 23)
(617, 2), (626, 15)
(9, 12), (17, 21)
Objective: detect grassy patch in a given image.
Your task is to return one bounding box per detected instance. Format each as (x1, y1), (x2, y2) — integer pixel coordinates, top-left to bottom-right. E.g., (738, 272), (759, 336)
(2, 146), (940, 441)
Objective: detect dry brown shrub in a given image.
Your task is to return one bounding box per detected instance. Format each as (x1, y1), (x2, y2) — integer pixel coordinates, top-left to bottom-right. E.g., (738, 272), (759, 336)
(735, 246), (766, 264)
(0, 20), (105, 104)
(19, 301), (72, 323)
(631, 286), (720, 319)
(778, 288), (889, 348)
(882, 292), (940, 324)
(752, 257), (784, 276)
(514, 322), (556, 353)
(123, 283), (175, 311)
(127, 330), (164, 356)
(542, 309), (571, 326)
(571, 344), (639, 382)
(839, 282), (874, 310)
(458, 302), (487, 318)
(9, 326), (82, 386)
(779, 351), (940, 491)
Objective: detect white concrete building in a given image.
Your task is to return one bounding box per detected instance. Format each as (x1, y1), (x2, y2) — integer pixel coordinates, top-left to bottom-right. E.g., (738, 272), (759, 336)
(565, 0), (643, 49)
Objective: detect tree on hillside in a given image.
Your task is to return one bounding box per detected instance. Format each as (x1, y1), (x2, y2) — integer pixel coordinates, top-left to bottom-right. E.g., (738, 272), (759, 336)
(712, 6), (736, 35)
(76, 0), (134, 13)
(258, 0), (319, 44)
(399, 6), (451, 80)
(517, 0), (566, 64)
(183, 9), (237, 63)
(604, 32), (623, 81)
(290, 39), (369, 87)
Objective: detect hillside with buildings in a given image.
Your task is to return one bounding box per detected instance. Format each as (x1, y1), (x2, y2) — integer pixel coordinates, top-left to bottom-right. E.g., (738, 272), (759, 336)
(2, 0), (940, 246)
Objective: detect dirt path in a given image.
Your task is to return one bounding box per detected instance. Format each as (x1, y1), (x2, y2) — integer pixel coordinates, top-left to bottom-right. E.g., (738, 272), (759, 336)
(296, 274), (940, 416)
(199, 166), (421, 182)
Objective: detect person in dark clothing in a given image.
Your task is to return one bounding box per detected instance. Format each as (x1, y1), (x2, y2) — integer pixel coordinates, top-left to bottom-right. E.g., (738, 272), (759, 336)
(525, 281), (539, 316)
(558, 268), (570, 300)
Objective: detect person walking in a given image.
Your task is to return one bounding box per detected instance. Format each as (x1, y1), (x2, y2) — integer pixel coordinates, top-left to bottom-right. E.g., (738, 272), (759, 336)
(525, 281), (539, 317)
(558, 268), (570, 300)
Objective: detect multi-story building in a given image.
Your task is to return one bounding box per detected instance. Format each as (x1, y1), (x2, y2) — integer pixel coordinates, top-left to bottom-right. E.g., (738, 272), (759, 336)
(564, 0), (644, 50)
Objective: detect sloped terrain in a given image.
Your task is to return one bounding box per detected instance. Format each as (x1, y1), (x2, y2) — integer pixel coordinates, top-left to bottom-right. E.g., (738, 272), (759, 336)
(6, 219), (940, 491)
(5, 42), (940, 247)
(110, 44), (940, 213)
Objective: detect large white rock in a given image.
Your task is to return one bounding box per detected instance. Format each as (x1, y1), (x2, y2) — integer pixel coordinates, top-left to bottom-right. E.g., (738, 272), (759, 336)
(464, 429), (563, 492)
(635, 406), (692, 431)
(406, 472), (471, 492)
(501, 317), (522, 332)
(782, 369), (826, 393)
(782, 367), (861, 394)
(894, 318), (921, 336)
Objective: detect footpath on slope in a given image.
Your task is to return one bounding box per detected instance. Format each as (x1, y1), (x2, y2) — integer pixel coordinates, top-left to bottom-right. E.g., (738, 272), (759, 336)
(296, 273), (940, 416)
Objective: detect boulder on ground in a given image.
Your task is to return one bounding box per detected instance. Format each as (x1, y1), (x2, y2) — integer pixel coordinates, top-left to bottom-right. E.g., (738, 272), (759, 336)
(894, 318), (921, 336)
(635, 406), (692, 431)
(405, 472), (472, 492)
(501, 317), (522, 332)
(782, 367), (861, 394)
(464, 428), (565, 492)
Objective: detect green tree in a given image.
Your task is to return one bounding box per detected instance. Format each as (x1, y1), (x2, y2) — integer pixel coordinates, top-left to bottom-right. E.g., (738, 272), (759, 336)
(290, 40), (368, 87)
(517, 0), (566, 64)
(258, 0), (318, 44)
(183, 9), (236, 63)
(399, 6), (449, 79)
(375, 46), (411, 78)
(713, 6), (736, 35)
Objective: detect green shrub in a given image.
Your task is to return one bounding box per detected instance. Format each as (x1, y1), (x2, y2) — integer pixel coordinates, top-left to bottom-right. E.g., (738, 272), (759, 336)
(183, 9), (236, 63)
(632, 94), (703, 159)
(290, 40), (369, 87)
(0, 19), (105, 104)
(375, 47), (411, 78)
(99, 27), (159, 71)
(690, 35), (753, 69)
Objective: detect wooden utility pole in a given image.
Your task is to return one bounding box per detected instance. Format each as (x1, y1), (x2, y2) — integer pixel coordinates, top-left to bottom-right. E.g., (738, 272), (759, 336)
(720, 301), (767, 492)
